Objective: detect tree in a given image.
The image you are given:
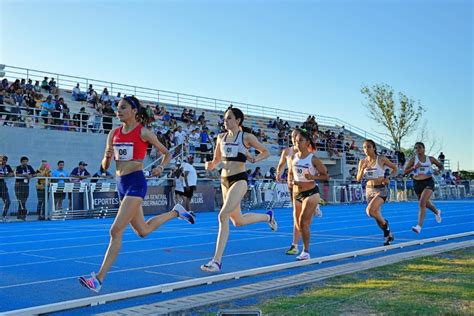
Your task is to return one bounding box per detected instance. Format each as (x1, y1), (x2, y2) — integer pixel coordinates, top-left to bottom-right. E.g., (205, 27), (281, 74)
(361, 83), (425, 151)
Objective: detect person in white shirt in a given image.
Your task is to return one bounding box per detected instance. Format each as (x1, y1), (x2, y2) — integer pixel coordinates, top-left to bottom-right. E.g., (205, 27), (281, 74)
(189, 128), (201, 154)
(182, 157), (198, 212)
(174, 126), (187, 146)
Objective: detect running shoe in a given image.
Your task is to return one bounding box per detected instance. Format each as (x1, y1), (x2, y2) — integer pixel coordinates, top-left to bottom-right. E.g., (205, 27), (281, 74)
(173, 203), (195, 224)
(78, 272), (102, 293)
(296, 251), (310, 261)
(200, 259), (221, 273)
(285, 245), (299, 255)
(314, 204), (323, 218)
(435, 210), (442, 223)
(266, 210), (278, 232)
(384, 233), (394, 246)
(412, 225), (422, 234)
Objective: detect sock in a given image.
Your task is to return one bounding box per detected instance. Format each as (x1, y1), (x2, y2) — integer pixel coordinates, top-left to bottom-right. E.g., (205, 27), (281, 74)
(381, 220), (390, 237)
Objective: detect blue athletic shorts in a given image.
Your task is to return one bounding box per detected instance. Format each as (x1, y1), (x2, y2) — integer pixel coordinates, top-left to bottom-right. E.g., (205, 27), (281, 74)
(116, 170), (147, 200)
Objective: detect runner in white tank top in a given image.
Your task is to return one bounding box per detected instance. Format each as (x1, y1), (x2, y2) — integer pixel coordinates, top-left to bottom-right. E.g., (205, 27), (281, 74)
(288, 129), (328, 261)
(404, 142), (444, 234)
(357, 139), (397, 246)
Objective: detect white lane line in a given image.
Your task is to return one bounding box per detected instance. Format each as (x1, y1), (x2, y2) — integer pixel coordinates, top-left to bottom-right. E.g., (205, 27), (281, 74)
(74, 261), (119, 269)
(21, 253), (56, 260)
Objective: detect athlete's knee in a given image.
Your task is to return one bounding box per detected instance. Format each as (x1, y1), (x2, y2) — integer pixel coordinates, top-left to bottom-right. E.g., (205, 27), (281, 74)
(419, 201), (427, 208)
(230, 218), (244, 227)
(109, 225), (125, 239)
(365, 207), (373, 217)
(218, 211), (231, 223)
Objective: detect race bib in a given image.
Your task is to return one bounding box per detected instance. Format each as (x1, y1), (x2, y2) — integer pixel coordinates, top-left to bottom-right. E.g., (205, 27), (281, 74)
(222, 143), (238, 158)
(114, 142), (134, 161)
(418, 167), (429, 176)
(365, 168), (377, 179)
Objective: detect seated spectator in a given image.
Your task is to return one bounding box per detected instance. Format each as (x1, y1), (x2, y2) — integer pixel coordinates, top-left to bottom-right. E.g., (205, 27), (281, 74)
(265, 167), (276, 181)
(91, 166), (113, 183)
(86, 89), (98, 108)
(49, 78), (58, 94)
(181, 108), (189, 123)
(198, 111), (206, 125)
(100, 88), (110, 103)
(40, 95), (55, 128)
(8, 79), (21, 93)
(25, 79), (33, 91)
(251, 167), (263, 180)
(72, 83), (87, 101)
(33, 80), (41, 93)
(41, 77), (50, 92)
(1, 78), (8, 90)
(101, 102), (115, 134)
(162, 111), (171, 126)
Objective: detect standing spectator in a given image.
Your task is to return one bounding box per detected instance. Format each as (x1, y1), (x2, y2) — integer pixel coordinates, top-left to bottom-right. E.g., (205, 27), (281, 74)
(189, 128), (201, 155)
(182, 157), (198, 213)
(174, 125), (187, 147)
(0, 155), (13, 220)
(199, 128), (210, 162)
(51, 161), (69, 210)
(40, 95), (55, 128)
(70, 161), (91, 182)
(438, 152), (445, 166)
(14, 156), (36, 220)
(35, 160), (51, 220)
(198, 111), (206, 125)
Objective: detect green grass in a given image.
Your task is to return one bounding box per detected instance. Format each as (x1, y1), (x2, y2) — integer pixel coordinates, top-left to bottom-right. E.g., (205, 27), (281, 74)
(255, 247), (474, 316)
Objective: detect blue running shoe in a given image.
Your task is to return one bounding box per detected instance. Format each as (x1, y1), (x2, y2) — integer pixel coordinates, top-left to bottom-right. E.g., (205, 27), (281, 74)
(78, 272), (102, 293)
(173, 203), (195, 224)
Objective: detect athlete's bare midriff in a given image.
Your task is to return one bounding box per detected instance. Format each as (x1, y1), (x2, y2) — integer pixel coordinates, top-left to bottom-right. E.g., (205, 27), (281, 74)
(220, 161), (246, 177)
(115, 160), (144, 176)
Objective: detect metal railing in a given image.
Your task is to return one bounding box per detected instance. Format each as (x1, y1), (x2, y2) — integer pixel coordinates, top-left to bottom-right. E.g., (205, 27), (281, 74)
(2, 64), (393, 148)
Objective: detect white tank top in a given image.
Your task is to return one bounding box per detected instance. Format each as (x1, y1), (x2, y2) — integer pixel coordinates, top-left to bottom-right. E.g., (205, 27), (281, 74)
(364, 156), (385, 180)
(220, 131), (247, 162)
(292, 153), (317, 182)
(414, 155), (433, 177)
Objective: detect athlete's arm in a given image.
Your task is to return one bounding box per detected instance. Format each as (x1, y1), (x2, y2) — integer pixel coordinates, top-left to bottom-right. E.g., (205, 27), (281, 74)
(245, 133), (270, 163)
(101, 129), (116, 171)
(403, 157), (416, 175)
(383, 156), (398, 178)
(429, 156), (444, 174)
(276, 148), (288, 182)
(310, 156), (329, 181)
(206, 134), (222, 171)
(356, 158), (367, 183)
(142, 128), (171, 175)
(287, 156), (294, 187)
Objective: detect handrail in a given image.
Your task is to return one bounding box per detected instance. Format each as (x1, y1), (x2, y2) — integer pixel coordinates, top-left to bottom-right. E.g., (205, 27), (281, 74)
(2, 64), (393, 148)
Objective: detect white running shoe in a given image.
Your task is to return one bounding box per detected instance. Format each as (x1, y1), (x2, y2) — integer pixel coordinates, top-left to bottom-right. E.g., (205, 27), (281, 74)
(200, 259), (221, 273)
(314, 205), (323, 218)
(173, 203), (195, 224)
(266, 210), (278, 232)
(296, 251), (310, 261)
(435, 210), (442, 223)
(412, 225), (422, 234)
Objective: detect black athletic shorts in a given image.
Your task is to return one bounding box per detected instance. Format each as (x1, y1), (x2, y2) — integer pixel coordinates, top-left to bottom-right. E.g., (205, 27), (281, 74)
(183, 185), (196, 199)
(293, 186), (320, 203)
(414, 177), (435, 197)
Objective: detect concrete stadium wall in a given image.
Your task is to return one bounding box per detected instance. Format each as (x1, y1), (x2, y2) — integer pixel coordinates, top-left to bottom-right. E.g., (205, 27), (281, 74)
(0, 126), (108, 172)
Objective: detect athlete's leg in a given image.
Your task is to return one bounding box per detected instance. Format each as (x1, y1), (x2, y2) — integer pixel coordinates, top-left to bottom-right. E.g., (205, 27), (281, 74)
(417, 189), (434, 227)
(299, 194), (319, 253)
(129, 206), (178, 238)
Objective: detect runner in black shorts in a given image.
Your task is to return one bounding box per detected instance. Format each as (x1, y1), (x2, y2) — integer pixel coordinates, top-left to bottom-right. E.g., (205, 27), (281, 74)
(404, 142), (444, 234)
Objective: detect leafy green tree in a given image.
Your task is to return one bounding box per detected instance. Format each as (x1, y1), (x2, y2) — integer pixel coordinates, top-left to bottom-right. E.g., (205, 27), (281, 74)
(361, 83), (425, 151)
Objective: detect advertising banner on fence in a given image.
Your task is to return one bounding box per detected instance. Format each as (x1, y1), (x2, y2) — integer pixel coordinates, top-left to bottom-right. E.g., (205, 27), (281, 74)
(91, 191), (120, 210)
(188, 182), (215, 212)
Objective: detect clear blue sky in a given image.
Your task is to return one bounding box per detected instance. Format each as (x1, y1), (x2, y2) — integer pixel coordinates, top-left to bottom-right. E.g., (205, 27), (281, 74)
(1, 0), (472, 169)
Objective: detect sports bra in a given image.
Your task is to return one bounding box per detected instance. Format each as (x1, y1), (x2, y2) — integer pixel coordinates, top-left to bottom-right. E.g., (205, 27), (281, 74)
(413, 155), (433, 177)
(220, 131), (247, 162)
(292, 153), (317, 182)
(112, 124), (148, 161)
(364, 156), (385, 180)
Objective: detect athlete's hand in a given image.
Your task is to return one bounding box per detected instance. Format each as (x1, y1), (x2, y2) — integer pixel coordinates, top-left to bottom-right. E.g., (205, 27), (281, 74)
(360, 159), (368, 170)
(276, 173), (282, 182)
(304, 173), (314, 180)
(248, 156), (256, 163)
(382, 178), (390, 185)
(104, 147), (114, 159)
(152, 166), (162, 177)
(414, 162), (422, 169)
(205, 161), (215, 171)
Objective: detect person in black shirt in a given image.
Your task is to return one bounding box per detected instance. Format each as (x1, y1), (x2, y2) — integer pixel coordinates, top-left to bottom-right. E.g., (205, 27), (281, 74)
(14, 156), (36, 220)
(0, 155), (13, 220)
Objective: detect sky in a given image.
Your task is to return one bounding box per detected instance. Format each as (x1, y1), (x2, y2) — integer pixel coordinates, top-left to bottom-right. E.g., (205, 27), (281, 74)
(1, 0), (472, 169)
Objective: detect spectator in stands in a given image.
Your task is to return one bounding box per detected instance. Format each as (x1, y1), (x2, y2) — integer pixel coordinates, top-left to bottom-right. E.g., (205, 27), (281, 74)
(113, 92), (121, 110)
(218, 115), (224, 129)
(41, 77), (50, 92)
(1, 78), (8, 90)
(91, 165), (113, 183)
(102, 102), (115, 134)
(51, 160), (69, 210)
(100, 88), (110, 103)
(182, 157), (198, 213)
(180, 108), (189, 123)
(71, 161), (91, 182)
(198, 111), (206, 126)
(162, 111), (171, 126)
(0, 155), (13, 221)
(8, 79), (21, 93)
(87, 89), (98, 108)
(163, 130), (173, 149)
(35, 160), (51, 220)
(169, 112), (178, 128)
(251, 167), (263, 180)
(40, 95), (55, 128)
(14, 156), (36, 220)
(74, 107), (89, 132)
(72, 83), (87, 101)
(438, 152), (445, 166)
(199, 127), (210, 162)
(48, 78), (58, 94)
(25, 79), (33, 91)
(52, 97), (66, 129)
(189, 127), (200, 155)
(265, 167), (276, 181)
(174, 125), (187, 148)
(33, 80), (41, 93)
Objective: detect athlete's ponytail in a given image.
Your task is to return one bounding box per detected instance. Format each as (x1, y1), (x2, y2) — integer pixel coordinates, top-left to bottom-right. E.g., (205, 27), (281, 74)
(225, 105), (252, 133)
(124, 96), (154, 125)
